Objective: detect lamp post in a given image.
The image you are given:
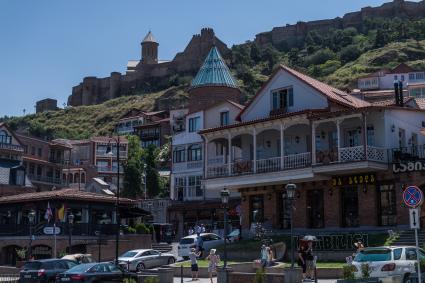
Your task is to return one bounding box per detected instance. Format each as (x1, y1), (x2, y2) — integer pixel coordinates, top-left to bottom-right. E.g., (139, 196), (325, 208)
(220, 188), (230, 268)
(67, 210), (74, 254)
(285, 183), (297, 268)
(106, 135), (121, 265)
(28, 210), (36, 259)
(143, 163), (147, 200)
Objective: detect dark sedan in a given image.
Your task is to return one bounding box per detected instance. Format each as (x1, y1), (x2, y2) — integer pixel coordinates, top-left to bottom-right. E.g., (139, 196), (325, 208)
(20, 259), (78, 283)
(56, 262), (134, 283)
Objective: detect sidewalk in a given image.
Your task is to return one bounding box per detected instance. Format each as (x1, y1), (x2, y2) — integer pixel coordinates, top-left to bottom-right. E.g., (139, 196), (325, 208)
(173, 277), (337, 283)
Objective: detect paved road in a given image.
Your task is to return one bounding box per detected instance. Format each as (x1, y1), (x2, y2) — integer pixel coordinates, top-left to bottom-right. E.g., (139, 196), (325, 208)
(173, 277), (337, 283)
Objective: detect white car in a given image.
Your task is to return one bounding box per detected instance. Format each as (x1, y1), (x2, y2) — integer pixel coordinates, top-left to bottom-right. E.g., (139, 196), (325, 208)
(352, 246), (425, 283)
(178, 233), (224, 259)
(118, 249), (176, 271)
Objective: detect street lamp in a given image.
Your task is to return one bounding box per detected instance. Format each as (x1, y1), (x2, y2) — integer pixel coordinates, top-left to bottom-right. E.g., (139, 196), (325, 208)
(143, 163), (147, 200)
(68, 210), (74, 254)
(220, 187), (230, 268)
(285, 183), (297, 268)
(28, 210), (36, 259)
(106, 135), (121, 265)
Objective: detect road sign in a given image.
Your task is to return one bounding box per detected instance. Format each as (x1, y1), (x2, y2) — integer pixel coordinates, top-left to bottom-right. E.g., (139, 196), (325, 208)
(43, 226), (61, 235)
(410, 208), (420, 229)
(403, 185), (424, 208)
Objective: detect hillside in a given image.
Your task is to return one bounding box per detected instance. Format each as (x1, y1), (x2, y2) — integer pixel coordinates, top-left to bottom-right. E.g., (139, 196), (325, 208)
(5, 15), (425, 139)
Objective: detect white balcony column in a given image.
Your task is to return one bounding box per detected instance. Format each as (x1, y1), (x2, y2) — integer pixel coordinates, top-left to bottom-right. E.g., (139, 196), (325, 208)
(311, 122), (316, 165)
(336, 119), (341, 162)
(253, 128), (257, 173)
(204, 137), (208, 178)
(280, 123), (285, 169)
(227, 132), (232, 175)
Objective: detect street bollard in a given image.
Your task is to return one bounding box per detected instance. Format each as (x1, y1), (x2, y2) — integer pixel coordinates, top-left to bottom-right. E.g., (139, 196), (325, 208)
(180, 265), (183, 283)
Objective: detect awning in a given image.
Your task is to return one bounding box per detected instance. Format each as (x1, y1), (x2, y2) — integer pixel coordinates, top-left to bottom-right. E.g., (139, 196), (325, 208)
(119, 206), (150, 218)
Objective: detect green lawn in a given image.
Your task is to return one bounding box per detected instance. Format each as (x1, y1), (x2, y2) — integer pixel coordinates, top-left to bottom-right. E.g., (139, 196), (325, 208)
(176, 260), (344, 269)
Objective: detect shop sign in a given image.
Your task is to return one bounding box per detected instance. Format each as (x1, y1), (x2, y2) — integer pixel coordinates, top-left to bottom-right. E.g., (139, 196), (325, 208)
(43, 226), (61, 235)
(296, 233), (368, 251)
(393, 161), (425, 173)
(332, 173), (376, 187)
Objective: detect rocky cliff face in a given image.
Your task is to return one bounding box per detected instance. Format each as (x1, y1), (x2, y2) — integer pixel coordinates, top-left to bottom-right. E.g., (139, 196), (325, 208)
(255, 0), (425, 47)
(67, 28), (230, 107)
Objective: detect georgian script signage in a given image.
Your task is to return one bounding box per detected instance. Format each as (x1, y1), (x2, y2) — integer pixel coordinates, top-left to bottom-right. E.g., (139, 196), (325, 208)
(332, 173), (376, 187)
(43, 226), (61, 235)
(296, 234), (368, 251)
(393, 161), (425, 173)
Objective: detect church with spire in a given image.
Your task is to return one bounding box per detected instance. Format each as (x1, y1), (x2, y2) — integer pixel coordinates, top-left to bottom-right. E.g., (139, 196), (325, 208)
(168, 45), (243, 238)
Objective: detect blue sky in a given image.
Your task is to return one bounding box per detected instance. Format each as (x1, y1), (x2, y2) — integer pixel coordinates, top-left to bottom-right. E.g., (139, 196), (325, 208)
(0, 0), (409, 116)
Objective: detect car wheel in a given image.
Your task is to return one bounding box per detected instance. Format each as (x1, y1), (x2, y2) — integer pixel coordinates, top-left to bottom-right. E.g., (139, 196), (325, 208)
(136, 262), (145, 272)
(168, 257), (175, 264)
(403, 273), (411, 283)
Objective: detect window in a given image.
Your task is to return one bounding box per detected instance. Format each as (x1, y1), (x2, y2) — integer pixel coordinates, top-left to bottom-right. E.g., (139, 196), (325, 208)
(188, 117), (201, 132)
(401, 75), (405, 81)
(250, 195), (264, 224)
(173, 147), (186, 163)
(37, 148), (42, 157)
(271, 87), (294, 111)
(31, 146), (35, 155)
(409, 73), (415, 80)
(0, 130), (11, 144)
(175, 177), (186, 201)
(188, 144), (202, 161)
(367, 126), (375, 146)
(394, 75), (398, 81)
(220, 111), (229, 126)
(393, 248), (402, 260)
(417, 72), (425, 80)
(188, 175), (202, 197)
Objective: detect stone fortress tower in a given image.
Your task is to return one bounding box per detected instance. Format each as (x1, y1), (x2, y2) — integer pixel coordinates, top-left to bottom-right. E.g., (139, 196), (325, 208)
(68, 28), (230, 107)
(141, 31), (159, 65)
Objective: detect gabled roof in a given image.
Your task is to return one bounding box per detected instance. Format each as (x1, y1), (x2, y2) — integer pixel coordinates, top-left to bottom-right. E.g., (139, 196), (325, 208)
(190, 46), (238, 90)
(389, 63), (415, 74)
(236, 65), (370, 121)
(142, 31), (158, 43)
(0, 123), (24, 147)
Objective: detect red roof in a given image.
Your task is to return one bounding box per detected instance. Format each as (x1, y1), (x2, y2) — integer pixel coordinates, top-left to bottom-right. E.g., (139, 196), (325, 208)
(389, 63), (415, 74)
(236, 65), (370, 121)
(0, 188), (135, 205)
(90, 136), (128, 143)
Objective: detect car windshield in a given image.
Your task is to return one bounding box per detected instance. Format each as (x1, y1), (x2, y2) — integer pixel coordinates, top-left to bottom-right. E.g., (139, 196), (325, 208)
(354, 248), (392, 262)
(66, 264), (93, 273)
(23, 262), (42, 270)
(180, 238), (194, 245)
(228, 230), (239, 236)
(120, 251), (139, 258)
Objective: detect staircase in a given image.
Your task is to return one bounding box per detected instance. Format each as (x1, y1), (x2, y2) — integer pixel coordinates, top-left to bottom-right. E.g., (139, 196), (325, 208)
(152, 243), (172, 253)
(393, 230), (425, 246)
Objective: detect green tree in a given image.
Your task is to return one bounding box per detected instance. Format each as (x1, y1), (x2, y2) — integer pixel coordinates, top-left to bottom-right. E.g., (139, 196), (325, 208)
(144, 145), (162, 198)
(122, 135), (144, 199)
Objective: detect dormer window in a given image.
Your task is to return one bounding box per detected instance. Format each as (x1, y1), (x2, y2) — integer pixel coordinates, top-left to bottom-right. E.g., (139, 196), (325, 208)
(0, 130), (11, 144)
(271, 87), (294, 112)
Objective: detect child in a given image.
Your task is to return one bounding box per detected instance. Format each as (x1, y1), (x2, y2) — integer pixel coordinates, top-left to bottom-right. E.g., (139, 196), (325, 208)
(189, 248), (201, 281)
(206, 249), (220, 283)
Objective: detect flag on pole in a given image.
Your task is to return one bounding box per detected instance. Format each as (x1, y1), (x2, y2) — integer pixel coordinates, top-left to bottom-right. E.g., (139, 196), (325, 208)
(44, 202), (53, 223)
(57, 204), (66, 222)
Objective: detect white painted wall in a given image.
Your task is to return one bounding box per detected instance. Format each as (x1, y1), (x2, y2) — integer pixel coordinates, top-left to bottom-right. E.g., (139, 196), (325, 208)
(172, 111), (204, 146)
(241, 69), (328, 122)
(384, 109), (425, 148)
(204, 101), (241, 129)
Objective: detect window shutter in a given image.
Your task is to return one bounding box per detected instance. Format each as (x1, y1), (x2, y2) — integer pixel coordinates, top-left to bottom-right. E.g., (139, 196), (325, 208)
(288, 88), (294, 107)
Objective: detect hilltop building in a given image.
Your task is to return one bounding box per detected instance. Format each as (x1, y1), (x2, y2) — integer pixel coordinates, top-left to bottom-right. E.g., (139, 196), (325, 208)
(68, 28), (230, 107)
(36, 99), (59, 113)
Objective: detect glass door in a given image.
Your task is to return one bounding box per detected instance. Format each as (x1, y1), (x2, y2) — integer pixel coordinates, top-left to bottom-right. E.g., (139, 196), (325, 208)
(307, 189), (324, 228)
(341, 186), (359, 227)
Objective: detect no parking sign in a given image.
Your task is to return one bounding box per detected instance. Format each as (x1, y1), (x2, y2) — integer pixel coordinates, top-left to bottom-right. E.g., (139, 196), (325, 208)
(403, 185), (423, 208)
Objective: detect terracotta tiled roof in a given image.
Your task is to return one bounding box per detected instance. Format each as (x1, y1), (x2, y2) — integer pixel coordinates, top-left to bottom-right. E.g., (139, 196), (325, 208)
(0, 188), (135, 204)
(226, 100), (244, 110)
(90, 136), (128, 143)
(413, 98), (425, 110)
(388, 63), (415, 74)
(236, 65), (370, 121)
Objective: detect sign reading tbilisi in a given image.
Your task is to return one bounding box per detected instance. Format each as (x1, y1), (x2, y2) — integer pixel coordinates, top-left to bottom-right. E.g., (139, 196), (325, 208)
(393, 161), (425, 173)
(332, 173), (376, 187)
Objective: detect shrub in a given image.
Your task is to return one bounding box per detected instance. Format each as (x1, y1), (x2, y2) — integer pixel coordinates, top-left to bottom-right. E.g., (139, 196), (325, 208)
(144, 277), (159, 283)
(15, 248), (27, 260)
(361, 263), (372, 279)
(342, 264), (356, 280)
(126, 226), (136, 234)
(135, 223), (151, 234)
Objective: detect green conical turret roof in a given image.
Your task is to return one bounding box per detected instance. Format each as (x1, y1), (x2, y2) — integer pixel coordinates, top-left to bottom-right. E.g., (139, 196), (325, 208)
(190, 46), (238, 89)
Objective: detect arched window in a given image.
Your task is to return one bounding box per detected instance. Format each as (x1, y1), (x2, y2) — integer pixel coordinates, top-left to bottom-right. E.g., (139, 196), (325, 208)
(0, 130), (11, 144)
(188, 144), (202, 161)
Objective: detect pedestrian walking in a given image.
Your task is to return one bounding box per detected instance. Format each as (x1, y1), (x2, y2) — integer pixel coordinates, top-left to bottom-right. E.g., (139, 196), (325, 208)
(189, 248), (201, 281)
(266, 246), (274, 267)
(260, 244), (267, 268)
(298, 242), (308, 280)
(206, 249), (220, 283)
(196, 233), (204, 256)
(305, 241), (315, 280)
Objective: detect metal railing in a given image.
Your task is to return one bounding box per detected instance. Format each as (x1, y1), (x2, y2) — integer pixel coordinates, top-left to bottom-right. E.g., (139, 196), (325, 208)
(187, 160), (203, 169)
(96, 150), (127, 158)
(0, 223), (118, 237)
(283, 152), (311, 169)
(0, 142), (23, 152)
(96, 166), (124, 173)
(256, 157), (281, 173)
(388, 145), (425, 163)
(0, 275), (19, 283)
(28, 174), (64, 185)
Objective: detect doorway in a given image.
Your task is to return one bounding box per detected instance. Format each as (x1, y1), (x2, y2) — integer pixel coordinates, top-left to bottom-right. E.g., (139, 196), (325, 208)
(341, 187), (359, 227)
(307, 189), (324, 228)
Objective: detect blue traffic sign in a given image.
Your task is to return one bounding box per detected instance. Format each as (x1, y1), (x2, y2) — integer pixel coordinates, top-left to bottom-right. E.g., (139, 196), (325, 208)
(403, 186), (424, 208)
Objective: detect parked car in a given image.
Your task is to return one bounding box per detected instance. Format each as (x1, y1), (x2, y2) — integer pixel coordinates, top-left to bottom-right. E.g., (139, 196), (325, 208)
(352, 246), (425, 283)
(178, 233), (224, 259)
(56, 262), (134, 283)
(19, 258), (78, 283)
(118, 249), (175, 271)
(226, 230), (240, 243)
(62, 254), (95, 264)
